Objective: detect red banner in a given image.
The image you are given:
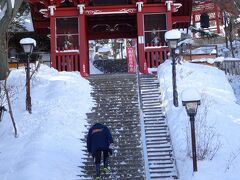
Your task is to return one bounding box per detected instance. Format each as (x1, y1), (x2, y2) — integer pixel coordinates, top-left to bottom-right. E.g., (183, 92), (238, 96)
(126, 47), (136, 73)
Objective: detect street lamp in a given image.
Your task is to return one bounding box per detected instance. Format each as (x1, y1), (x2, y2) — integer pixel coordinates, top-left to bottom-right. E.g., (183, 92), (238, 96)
(165, 29), (181, 107)
(182, 88), (201, 172)
(20, 38), (36, 114)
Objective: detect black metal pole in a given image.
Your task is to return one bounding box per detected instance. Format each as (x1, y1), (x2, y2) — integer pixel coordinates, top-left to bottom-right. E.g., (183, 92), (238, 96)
(26, 54), (32, 114)
(190, 115), (197, 171)
(171, 49), (178, 107)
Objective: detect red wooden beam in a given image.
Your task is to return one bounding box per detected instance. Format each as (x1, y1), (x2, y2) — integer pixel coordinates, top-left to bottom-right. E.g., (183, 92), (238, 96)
(172, 16), (190, 23)
(32, 21), (50, 29)
(88, 31), (137, 40)
(54, 7), (79, 16)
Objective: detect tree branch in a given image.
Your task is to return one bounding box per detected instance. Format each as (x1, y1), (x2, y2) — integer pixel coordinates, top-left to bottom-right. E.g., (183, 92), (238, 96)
(3, 71), (18, 137)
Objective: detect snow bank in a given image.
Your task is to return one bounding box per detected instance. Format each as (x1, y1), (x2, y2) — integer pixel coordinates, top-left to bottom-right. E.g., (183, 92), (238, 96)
(158, 60), (240, 180)
(0, 65), (93, 180)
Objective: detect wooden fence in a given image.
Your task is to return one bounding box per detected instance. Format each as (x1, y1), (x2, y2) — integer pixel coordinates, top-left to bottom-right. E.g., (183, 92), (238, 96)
(215, 60), (240, 75)
(56, 51), (80, 71)
(181, 44), (218, 61)
(145, 43), (169, 68)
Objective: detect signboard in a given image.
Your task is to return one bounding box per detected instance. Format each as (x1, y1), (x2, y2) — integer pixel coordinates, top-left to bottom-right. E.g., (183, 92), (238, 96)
(126, 47), (136, 73)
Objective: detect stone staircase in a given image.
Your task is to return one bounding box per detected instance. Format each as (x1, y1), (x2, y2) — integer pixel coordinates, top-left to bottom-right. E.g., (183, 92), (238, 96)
(78, 74), (145, 180)
(139, 74), (178, 180)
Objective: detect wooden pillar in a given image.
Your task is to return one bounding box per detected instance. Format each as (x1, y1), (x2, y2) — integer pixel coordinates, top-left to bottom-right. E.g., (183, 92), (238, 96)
(49, 6), (56, 68)
(166, 4), (173, 30)
(192, 14), (196, 38)
(78, 5), (89, 76)
(137, 11), (145, 73)
(215, 4), (220, 34)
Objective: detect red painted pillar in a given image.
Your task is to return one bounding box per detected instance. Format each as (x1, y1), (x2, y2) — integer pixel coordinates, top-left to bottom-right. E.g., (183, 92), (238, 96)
(79, 9), (89, 76)
(166, 5), (173, 30)
(192, 14), (196, 38)
(49, 8), (56, 68)
(137, 12), (145, 73)
(215, 4), (220, 34)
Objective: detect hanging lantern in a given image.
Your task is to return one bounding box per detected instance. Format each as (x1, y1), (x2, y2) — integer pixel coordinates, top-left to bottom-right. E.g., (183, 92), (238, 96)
(200, 13), (210, 28)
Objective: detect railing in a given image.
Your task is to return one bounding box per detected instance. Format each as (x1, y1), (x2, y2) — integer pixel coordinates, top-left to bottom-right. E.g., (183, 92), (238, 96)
(181, 44), (218, 61)
(145, 43), (169, 68)
(215, 60), (240, 75)
(56, 51), (80, 71)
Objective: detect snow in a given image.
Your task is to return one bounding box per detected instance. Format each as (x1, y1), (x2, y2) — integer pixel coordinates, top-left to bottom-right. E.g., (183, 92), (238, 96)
(181, 88), (201, 102)
(20, 38), (37, 47)
(11, 0), (15, 9)
(56, 49), (79, 53)
(158, 60), (240, 180)
(165, 29), (181, 41)
(1, 47), (240, 179)
(98, 45), (111, 53)
(0, 3), (7, 20)
(0, 65), (93, 180)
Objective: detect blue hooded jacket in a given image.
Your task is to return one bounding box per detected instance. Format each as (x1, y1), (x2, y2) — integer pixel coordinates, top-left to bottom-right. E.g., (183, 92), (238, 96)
(87, 123), (113, 155)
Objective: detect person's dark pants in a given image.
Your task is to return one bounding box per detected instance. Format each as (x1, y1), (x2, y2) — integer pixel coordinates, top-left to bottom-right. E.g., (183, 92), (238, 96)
(93, 150), (109, 176)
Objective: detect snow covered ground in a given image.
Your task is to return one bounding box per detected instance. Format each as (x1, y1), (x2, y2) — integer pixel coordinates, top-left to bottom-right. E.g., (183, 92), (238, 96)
(0, 58), (240, 180)
(158, 60), (240, 180)
(0, 65), (93, 180)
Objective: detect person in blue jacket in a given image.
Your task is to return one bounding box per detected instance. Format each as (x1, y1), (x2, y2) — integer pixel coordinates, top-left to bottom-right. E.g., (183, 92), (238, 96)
(87, 123), (114, 179)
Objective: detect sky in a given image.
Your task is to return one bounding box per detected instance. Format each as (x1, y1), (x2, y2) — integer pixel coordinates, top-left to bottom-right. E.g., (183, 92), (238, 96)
(1, 56), (240, 179)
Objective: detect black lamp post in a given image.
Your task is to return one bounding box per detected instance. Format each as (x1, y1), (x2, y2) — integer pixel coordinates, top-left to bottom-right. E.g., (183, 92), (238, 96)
(165, 30), (181, 107)
(182, 88), (201, 172)
(20, 38), (36, 114)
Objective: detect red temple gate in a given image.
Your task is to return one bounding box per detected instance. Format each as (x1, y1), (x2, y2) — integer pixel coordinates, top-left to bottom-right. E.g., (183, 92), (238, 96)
(27, 0), (192, 76)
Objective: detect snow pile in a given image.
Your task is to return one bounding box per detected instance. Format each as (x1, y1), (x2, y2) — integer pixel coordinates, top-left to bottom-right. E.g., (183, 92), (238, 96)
(158, 60), (240, 180)
(0, 3), (7, 20)
(0, 65), (93, 180)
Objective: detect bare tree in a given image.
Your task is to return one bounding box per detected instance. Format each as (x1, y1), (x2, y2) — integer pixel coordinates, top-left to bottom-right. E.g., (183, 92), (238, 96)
(0, 0), (24, 80)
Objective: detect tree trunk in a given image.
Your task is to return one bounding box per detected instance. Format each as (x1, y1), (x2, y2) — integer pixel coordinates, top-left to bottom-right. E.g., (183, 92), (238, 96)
(229, 18), (235, 58)
(0, 33), (9, 80)
(0, 0), (23, 80)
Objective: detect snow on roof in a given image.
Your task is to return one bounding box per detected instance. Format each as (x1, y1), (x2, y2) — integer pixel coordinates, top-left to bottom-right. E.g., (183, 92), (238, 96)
(165, 29), (181, 41)
(191, 58), (216, 64)
(181, 88), (201, 102)
(20, 38), (37, 47)
(178, 38), (194, 46)
(191, 47), (217, 55)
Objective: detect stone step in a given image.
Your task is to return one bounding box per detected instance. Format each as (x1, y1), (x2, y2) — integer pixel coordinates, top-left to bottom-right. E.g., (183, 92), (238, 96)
(144, 111), (164, 115)
(142, 110), (163, 114)
(144, 123), (167, 127)
(142, 105), (162, 109)
(142, 100), (161, 104)
(141, 93), (160, 97)
(83, 74), (145, 179)
(140, 84), (158, 88)
(141, 91), (160, 95)
(150, 173), (177, 179)
(144, 116), (166, 120)
(145, 131), (169, 136)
